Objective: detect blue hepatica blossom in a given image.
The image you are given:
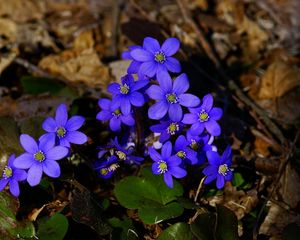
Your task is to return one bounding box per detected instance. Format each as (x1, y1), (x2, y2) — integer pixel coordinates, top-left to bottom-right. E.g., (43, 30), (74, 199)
(149, 141), (187, 188)
(42, 104), (88, 148)
(150, 119), (183, 143)
(96, 98), (135, 131)
(14, 134), (69, 186)
(111, 137), (143, 164)
(108, 74), (149, 115)
(174, 135), (198, 165)
(182, 94), (223, 136)
(122, 45), (143, 75)
(0, 154), (27, 197)
(130, 37), (181, 78)
(94, 155), (119, 179)
(147, 71), (200, 121)
(203, 146), (233, 189)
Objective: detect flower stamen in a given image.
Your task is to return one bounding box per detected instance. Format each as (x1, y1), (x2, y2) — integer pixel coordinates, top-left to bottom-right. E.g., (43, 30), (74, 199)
(198, 110), (209, 122)
(120, 84), (130, 94)
(218, 164), (229, 176)
(176, 151), (186, 159)
(167, 122), (179, 135)
(34, 150), (46, 162)
(166, 93), (178, 104)
(3, 166), (13, 179)
(158, 160), (168, 174)
(112, 109), (121, 117)
(56, 126), (67, 138)
(116, 151), (127, 160)
(154, 51), (166, 63)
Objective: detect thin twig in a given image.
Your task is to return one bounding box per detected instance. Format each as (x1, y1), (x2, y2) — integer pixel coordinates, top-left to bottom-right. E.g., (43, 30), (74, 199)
(194, 176), (205, 202)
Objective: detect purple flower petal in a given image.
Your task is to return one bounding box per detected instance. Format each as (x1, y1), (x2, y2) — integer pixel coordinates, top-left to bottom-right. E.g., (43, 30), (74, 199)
(20, 134), (38, 154)
(160, 132), (170, 143)
(222, 146), (232, 164)
(157, 71), (172, 92)
(201, 94), (213, 112)
(7, 154), (15, 166)
(127, 61), (142, 74)
(190, 122), (205, 136)
(204, 174), (217, 184)
(164, 172), (173, 188)
(130, 92), (145, 107)
(13, 153), (35, 169)
(206, 151), (221, 166)
(108, 83), (120, 95)
(43, 160), (61, 178)
(27, 163), (43, 186)
(120, 98), (131, 115)
(0, 179), (8, 191)
(65, 131), (87, 145)
(165, 57), (181, 73)
(66, 116), (85, 131)
(210, 107), (223, 120)
(167, 156), (181, 166)
(205, 120), (221, 136)
(55, 104), (68, 126)
(216, 175), (225, 189)
(139, 61), (157, 77)
(182, 113), (198, 124)
(225, 171), (233, 181)
(9, 179), (20, 197)
(13, 169), (27, 181)
(152, 162), (161, 175)
(185, 149), (198, 164)
(203, 165), (218, 176)
(110, 117), (121, 131)
(97, 110), (112, 121)
(42, 117), (56, 132)
(121, 114), (135, 126)
(168, 104), (182, 122)
(143, 37), (160, 53)
(173, 73), (189, 95)
(149, 147), (161, 162)
(111, 95), (122, 110)
(179, 94), (200, 107)
(162, 141), (172, 159)
(148, 101), (168, 120)
(131, 49), (153, 61)
(174, 135), (186, 151)
(131, 79), (149, 91)
(46, 146), (68, 160)
(146, 85), (164, 100)
(39, 133), (55, 152)
(98, 98), (111, 110)
(59, 138), (71, 148)
(161, 38), (180, 56)
(170, 166), (187, 178)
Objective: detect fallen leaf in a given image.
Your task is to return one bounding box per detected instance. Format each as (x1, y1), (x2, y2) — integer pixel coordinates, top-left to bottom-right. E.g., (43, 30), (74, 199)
(258, 60), (300, 99)
(0, 18), (17, 48)
(0, 49), (18, 74)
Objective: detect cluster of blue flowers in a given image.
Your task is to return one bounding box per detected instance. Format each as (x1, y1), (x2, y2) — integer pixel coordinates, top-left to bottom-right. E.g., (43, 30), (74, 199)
(96, 37), (233, 189)
(0, 104), (87, 197)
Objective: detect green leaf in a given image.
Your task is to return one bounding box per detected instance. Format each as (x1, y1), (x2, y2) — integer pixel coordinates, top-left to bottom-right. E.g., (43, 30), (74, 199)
(215, 205), (239, 240)
(158, 223), (193, 240)
(139, 202), (184, 224)
(109, 217), (138, 240)
(114, 168), (184, 224)
(190, 212), (216, 240)
(0, 192), (35, 239)
(21, 76), (65, 95)
(37, 213), (68, 240)
(232, 173), (245, 187)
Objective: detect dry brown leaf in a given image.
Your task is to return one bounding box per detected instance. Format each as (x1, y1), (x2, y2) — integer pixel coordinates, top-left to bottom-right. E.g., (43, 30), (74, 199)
(258, 60), (300, 99)
(38, 48), (110, 89)
(259, 163), (300, 238)
(0, 49), (18, 74)
(0, 18), (17, 47)
(0, 0), (45, 23)
(109, 60), (131, 83)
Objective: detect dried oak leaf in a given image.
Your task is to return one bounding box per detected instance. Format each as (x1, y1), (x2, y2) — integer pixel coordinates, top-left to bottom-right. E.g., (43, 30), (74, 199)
(258, 60), (300, 99)
(0, 18), (17, 48)
(38, 48), (110, 89)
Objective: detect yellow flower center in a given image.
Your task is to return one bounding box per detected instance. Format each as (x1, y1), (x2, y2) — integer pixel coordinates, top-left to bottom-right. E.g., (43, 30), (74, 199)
(34, 151), (46, 162)
(3, 166), (13, 178)
(190, 139), (198, 150)
(155, 51), (166, 63)
(56, 126), (67, 138)
(167, 123), (179, 135)
(120, 84), (130, 94)
(158, 160), (168, 174)
(176, 151), (186, 159)
(116, 151), (126, 160)
(218, 164), (229, 176)
(112, 109), (121, 117)
(166, 93), (178, 104)
(199, 110), (209, 122)
(100, 168), (109, 176)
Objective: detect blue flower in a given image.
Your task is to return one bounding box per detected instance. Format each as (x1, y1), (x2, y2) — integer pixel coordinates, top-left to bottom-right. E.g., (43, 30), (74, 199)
(108, 74), (149, 115)
(0, 154), (27, 197)
(96, 98), (135, 131)
(130, 37), (181, 78)
(174, 135), (198, 165)
(186, 131), (215, 165)
(14, 134), (68, 186)
(94, 156), (119, 179)
(150, 120), (183, 143)
(149, 141), (186, 188)
(122, 45), (143, 75)
(111, 137), (144, 165)
(182, 94), (223, 136)
(42, 104), (88, 148)
(146, 72), (200, 121)
(203, 146), (233, 189)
